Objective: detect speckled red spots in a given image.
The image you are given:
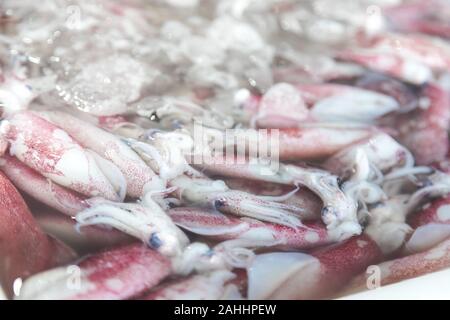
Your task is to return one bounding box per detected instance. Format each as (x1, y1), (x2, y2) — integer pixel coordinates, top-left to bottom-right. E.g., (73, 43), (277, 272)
(1, 153), (88, 216)
(5, 112), (71, 176)
(70, 244), (171, 300)
(392, 84), (450, 165)
(312, 235), (383, 295)
(383, 238), (450, 285)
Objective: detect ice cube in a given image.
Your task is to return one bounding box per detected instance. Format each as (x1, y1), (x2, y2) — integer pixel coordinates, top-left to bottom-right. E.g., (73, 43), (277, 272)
(57, 55), (148, 116)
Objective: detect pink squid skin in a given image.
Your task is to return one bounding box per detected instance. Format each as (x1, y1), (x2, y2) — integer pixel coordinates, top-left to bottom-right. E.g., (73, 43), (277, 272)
(393, 84), (450, 165)
(96, 115), (130, 131)
(0, 172), (76, 298)
(243, 83), (394, 128)
(168, 207), (332, 250)
(337, 50), (428, 85)
(71, 244), (171, 300)
(206, 127), (372, 161)
(385, 0), (450, 39)
(408, 195), (450, 229)
(19, 244), (171, 300)
(277, 127), (374, 160)
(343, 237), (450, 295)
(0, 153), (88, 216)
(37, 110), (160, 198)
(309, 234), (384, 298)
(3, 111), (124, 201)
(222, 178), (322, 221)
(253, 84), (309, 129)
(34, 209), (135, 254)
(338, 33), (450, 84)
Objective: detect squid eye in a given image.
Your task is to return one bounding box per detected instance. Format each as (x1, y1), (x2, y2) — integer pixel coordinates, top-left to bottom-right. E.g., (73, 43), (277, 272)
(419, 178), (433, 188)
(321, 206), (336, 223)
(167, 201), (177, 209)
(214, 199), (226, 209)
(148, 233), (162, 249)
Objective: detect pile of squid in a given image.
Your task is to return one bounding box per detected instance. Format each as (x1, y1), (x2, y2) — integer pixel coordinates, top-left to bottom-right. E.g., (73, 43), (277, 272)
(2, 0), (450, 300)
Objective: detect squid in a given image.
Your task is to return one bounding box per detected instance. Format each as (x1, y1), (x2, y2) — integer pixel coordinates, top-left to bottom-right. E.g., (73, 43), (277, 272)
(385, 0), (450, 39)
(0, 111), (126, 202)
(127, 132), (303, 228)
(337, 33), (450, 84)
(168, 207), (334, 251)
(244, 82), (399, 128)
(0, 172), (76, 298)
(16, 244), (171, 300)
(195, 153), (360, 239)
(341, 237), (450, 296)
(245, 195), (412, 299)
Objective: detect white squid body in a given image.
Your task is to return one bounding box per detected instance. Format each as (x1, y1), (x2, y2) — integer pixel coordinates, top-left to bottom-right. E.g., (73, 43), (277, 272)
(1, 111), (126, 201)
(310, 89), (399, 123)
